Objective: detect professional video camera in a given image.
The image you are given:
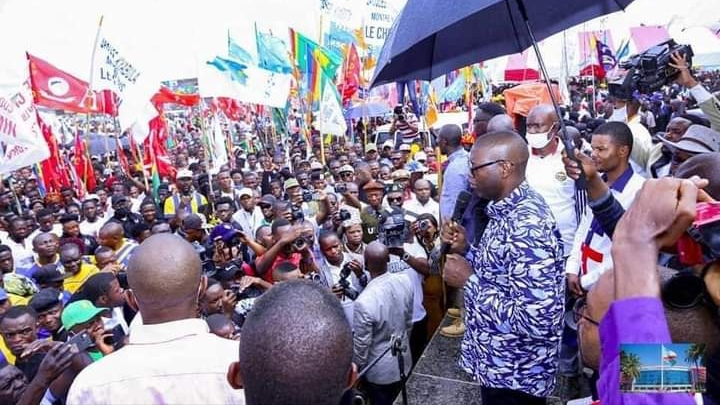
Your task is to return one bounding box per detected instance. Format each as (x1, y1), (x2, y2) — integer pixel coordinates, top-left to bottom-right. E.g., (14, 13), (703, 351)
(334, 182), (347, 194)
(290, 205), (305, 222)
(337, 262), (359, 300)
(292, 235), (312, 252)
(608, 39), (693, 100)
(380, 210), (407, 248)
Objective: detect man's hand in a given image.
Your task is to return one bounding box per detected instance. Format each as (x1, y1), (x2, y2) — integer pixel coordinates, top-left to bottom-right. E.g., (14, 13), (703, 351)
(562, 148), (599, 182)
(566, 274), (584, 297)
(20, 340), (58, 359)
(316, 190), (327, 201)
(670, 52), (698, 89)
(443, 254), (473, 288)
(222, 289), (238, 314)
(440, 220), (467, 254)
(35, 343), (78, 384)
(89, 328), (114, 355)
(101, 263), (123, 274)
(347, 259), (364, 278)
(388, 246), (405, 257)
(279, 228), (301, 246)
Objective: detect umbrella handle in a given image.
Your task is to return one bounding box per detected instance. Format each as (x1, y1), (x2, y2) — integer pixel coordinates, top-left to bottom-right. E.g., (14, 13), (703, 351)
(515, 0), (588, 190)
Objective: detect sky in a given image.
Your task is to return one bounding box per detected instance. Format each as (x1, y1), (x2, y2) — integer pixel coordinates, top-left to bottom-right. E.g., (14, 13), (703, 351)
(622, 343), (696, 367)
(0, 0), (717, 87)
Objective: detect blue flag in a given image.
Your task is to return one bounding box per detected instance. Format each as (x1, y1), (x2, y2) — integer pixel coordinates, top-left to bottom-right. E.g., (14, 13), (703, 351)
(228, 36), (255, 65)
(595, 38), (617, 72)
(256, 29), (293, 74)
(615, 39), (630, 61)
(207, 56), (248, 85)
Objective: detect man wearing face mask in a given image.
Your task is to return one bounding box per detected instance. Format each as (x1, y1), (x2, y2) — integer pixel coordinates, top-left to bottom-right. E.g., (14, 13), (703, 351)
(607, 95), (652, 178)
(525, 105), (580, 259)
(105, 195), (142, 239)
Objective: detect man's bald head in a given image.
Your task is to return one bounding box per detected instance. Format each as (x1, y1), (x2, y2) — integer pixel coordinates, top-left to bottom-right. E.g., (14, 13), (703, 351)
(99, 222), (123, 239)
(364, 241), (389, 276)
(472, 130), (529, 172)
(127, 234), (202, 322)
(528, 104), (556, 121)
(486, 114), (514, 133)
(438, 124), (462, 148)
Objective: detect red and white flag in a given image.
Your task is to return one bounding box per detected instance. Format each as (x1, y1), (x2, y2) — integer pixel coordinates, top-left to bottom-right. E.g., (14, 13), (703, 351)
(0, 80), (50, 174)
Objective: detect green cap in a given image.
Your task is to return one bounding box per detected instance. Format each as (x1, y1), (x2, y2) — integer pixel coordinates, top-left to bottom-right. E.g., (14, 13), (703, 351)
(61, 300), (108, 330)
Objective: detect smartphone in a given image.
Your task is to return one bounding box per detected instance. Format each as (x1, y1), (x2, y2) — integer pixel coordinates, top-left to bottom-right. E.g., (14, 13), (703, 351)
(66, 331), (94, 352)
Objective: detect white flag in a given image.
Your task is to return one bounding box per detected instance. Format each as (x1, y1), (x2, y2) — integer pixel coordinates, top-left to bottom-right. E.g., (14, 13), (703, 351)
(211, 114), (229, 169)
(319, 77), (347, 136)
(0, 80), (50, 174)
(198, 61), (291, 108)
(91, 32), (157, 143)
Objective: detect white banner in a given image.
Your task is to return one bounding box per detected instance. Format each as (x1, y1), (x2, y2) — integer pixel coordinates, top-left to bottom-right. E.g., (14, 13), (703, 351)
(0, 80), (50, 174)
(92, 32), (158, 142)
(211, 114), (229, 169)
(198, 62), (291, 108)
(319, 78), (347, 136)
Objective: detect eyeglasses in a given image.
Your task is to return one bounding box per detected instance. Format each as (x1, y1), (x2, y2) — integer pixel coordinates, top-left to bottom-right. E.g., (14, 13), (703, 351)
(573, 297), (599, 327)
(468, 159), (508, 175)
(388, 196), (403, 203)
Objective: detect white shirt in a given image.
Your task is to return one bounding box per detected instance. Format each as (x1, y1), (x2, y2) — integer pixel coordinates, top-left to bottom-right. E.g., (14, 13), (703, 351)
(387, 241), (427, 323)
(80, 219), (104, 239)
(232, 206), (264, 236)
(565, 169), (645, 290)
(319, 252), (367, 292)
(4, 237), (34, 272)
(28, 224), (63, 241)
(526, 142), (578, 255)
(627, 115), (653, 178)
(403, 196), (440, 223)
(67, 318), (245, 405)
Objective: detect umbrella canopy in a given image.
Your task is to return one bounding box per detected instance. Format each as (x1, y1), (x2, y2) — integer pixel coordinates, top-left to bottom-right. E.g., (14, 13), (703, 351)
(344, 101), (392, 119)
(371, 0), (634, 86)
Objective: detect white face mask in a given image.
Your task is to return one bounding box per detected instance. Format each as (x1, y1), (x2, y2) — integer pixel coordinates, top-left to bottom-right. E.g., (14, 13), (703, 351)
(526, 128), (555, 149)
(609, 105), (627, 122)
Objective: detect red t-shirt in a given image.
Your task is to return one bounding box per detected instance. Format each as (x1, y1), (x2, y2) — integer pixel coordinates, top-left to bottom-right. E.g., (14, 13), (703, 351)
(250, 252), (302, 283)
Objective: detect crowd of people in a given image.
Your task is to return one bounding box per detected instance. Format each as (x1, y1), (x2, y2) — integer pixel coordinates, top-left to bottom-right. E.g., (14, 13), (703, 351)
(0, 47), (718, 405)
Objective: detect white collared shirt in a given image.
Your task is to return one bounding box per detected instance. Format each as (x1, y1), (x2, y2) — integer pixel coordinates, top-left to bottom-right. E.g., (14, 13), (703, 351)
(526, 142), (578, 255)
(79, 219), (104, 239)
(67, 318), (245, 405)
(403, 196), (440, 223)
(232, 206), (264, 236)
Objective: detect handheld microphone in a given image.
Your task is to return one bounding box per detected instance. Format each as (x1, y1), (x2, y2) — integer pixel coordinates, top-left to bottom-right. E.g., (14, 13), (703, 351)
(440, 190), (472, 257)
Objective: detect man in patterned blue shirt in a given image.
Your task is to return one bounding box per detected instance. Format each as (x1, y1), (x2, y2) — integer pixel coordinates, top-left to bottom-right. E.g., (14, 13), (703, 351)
(442, 131), (566, 404)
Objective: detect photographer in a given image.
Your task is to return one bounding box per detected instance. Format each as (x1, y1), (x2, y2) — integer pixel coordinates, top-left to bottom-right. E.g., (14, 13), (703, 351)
(317, 230), (367, 301)
(254, 219), (318, 281)
(389, 105), (419, 146)
(670, 52), (720, 132)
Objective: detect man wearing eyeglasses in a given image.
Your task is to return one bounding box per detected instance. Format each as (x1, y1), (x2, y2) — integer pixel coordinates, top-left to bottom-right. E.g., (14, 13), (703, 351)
(442, 131), (565, 404)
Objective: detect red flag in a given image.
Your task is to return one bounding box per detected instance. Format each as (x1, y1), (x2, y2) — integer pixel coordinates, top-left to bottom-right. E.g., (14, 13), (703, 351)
(116, 138), (131, 174)
(27, 53), (116, 115)
(73, 134), (96, 196)
(339, 44), (361, 104)
(37, 114), (70, 192)
(143, 116), (176, 179)
(151, 86), (200, 111)
(216, 97), (244, 121)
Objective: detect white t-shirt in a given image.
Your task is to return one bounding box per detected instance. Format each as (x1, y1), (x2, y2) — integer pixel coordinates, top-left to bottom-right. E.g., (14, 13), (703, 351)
(387, 241), (427, 323)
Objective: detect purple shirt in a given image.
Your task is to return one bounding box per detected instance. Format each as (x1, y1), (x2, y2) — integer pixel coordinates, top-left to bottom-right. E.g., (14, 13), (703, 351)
(599, 297), (696, 404)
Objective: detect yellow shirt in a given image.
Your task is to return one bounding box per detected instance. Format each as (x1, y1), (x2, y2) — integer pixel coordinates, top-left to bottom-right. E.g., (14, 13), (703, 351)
(163, 192), (208, 218)
(0, 338), (15, 365)
(64, 263), (100, 294)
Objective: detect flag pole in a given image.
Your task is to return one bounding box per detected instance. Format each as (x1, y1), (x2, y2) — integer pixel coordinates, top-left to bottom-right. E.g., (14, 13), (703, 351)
(317, 13), (327, 166)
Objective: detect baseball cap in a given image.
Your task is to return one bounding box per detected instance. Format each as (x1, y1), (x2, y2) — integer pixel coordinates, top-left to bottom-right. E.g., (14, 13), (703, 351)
(29, 288), (63, 313)
(659, 125), (720, 154)
(182, 214), (204, 231)
(365, 144), (378, 153)
(406, 160), (428, 174)
(387, 183), (405, 194)
(61, 300), (109, 330)
(210, 223), (238, 242)
(363, 180), (386, 191)
(238, 188), (253, 198)
(259, 194), (277, 207)
(33, 264), (70, 285)
(382, 140), (394, 149)
(176, 168), (194, 179)
(310, 161), (324, 171)
(339, 165), (355, 174)
(284, 178), (300, 190)
(414, 151), (427, 162)
(392, 169), (411, 180)
(83, 194), (100, 203)
(398, 144), (411, 152)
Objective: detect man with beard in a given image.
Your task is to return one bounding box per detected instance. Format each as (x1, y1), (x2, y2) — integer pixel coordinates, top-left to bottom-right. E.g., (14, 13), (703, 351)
(163, 169), (208, 220)
(105, 195), (142, 239)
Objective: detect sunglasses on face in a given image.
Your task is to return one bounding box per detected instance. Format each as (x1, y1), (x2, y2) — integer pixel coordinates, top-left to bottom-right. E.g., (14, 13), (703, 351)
(388, 196), (403, 203)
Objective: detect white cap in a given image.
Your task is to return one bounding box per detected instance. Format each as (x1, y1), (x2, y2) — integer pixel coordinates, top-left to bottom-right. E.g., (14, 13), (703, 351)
(414, 151), (427, 162)
(176, 169), (193, 179)
(382, 140), (394, 149)
(310, 161), (324, 170)
(238, 188), (253, 198)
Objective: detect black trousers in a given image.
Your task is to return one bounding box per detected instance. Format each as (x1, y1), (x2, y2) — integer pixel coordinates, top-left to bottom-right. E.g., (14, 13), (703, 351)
(410, 316), (428, 366)
(364, 380), (403, 405)
(480, 386), (546, 405)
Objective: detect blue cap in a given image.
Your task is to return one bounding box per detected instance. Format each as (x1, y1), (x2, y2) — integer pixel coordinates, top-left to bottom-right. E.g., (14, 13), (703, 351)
(210, 223), (238, 242)
(0, 288), (8, 301)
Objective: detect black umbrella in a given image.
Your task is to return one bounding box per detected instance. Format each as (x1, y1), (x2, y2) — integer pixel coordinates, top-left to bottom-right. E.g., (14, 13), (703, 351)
(372, 0), (636, 187)
(371, 0), (634, 86)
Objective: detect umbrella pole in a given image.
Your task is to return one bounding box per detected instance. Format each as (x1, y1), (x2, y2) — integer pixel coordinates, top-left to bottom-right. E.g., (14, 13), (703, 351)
(515, 0), (587, 189)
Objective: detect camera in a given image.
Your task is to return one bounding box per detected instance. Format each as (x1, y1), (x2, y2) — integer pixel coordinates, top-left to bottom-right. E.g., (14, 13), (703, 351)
(302, 190), (314, 202)
(334, 182), (347, 194)
(417, 219), (430, 232)
(380, 211), (407, 248)
(67, 331), (95, 352)
(292, 236), (310, 251)
(290, 205), (305, 222)
(337, 263), (359, 300)
(675, 201), (720, 266)
(608, 39), (694, 100)
(304, 272), (322, 284)
(338, 209), (352, 221)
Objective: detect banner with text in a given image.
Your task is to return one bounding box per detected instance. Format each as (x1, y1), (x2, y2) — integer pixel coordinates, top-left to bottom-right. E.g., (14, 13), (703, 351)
(0, 81), (50, 174)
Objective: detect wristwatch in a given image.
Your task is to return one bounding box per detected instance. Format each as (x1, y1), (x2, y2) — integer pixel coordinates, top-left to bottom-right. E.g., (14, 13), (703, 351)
(402, 252), (411, 262)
